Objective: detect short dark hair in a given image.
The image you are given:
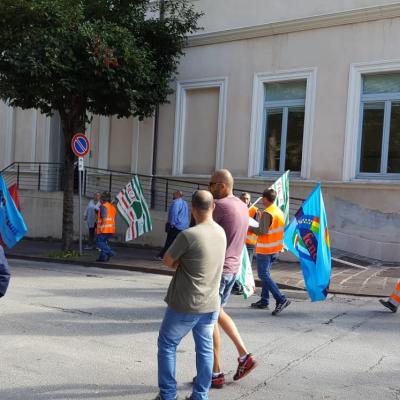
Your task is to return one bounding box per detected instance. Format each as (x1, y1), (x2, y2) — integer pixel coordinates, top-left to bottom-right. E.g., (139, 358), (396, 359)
(262, 188), (276, 203)
(100, 191), (111, 202)
(192, 190), (214, 211)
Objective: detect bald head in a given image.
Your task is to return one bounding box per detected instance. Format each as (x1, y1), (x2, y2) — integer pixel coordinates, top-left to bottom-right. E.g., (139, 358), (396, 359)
(192, 190), (214, 211)
(191, 190), (215, 223)
(209, 169), (234, 199)
(212, 169), (233, 188)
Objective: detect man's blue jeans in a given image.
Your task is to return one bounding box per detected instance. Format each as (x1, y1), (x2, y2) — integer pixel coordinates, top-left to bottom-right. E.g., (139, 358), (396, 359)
(256, 253), (286, 305)
(96, 233), (115, 261)
(158, 307), (219, 400)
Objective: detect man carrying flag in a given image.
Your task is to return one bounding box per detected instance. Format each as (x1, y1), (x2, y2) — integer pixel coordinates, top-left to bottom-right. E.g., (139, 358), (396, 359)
(284, 184), (331, 302)
(249, 188), (291, 315)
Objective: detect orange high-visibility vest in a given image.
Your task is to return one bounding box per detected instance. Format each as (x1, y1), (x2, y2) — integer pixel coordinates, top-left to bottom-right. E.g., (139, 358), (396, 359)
(389, 281), (400, 306)
(246, 205), (258, 246)
(97, 202), (116, 234)
(256, 203), (284, 255)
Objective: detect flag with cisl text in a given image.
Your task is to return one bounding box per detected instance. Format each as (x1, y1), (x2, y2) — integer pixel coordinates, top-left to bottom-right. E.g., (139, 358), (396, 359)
(116, 176), (152, 241)
(270, 170), (290, 225)
(0, 176), (28, 249)
(284, 183), (331, 302)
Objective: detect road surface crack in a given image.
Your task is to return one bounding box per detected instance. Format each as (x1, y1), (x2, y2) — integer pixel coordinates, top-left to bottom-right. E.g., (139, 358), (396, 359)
(233, 313), (377, 399)
(323, 312), (347, 325)
(36, 304), (93, 316)
(366, 355), (386, 372)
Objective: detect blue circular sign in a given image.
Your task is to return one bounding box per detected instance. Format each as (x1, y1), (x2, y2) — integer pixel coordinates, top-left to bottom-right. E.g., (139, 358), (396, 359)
(71, 133), (90, 157)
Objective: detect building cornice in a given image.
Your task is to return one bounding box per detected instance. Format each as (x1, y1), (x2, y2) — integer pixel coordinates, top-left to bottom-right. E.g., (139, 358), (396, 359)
(188, 3), (400, 47)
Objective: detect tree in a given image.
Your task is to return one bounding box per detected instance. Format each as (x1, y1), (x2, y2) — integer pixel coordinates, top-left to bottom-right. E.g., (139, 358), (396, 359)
(0, 0), (201, 250)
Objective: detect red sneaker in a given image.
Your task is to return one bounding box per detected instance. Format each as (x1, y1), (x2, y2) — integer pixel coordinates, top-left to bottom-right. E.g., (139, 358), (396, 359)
(211, 373), (225, 389)
(233, 353), (257, 381)
(193, 373), (225, 389)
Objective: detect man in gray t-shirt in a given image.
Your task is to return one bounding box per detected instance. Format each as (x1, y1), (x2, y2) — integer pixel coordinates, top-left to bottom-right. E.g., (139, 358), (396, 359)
(157, 190), (226, 400)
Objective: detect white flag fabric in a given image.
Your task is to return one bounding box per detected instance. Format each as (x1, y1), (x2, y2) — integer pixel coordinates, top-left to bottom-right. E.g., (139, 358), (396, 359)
(236, 246), (256, 299)
(116, 176), (152, 241)
(270, 170), (290, 224)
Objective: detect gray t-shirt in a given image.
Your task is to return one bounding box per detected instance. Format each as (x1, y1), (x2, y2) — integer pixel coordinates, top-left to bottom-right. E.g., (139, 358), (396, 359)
(164, 221), (227, 314)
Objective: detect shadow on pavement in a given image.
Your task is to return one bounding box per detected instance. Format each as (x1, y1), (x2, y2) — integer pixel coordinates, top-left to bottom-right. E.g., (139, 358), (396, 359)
(0, 384), (157, 400)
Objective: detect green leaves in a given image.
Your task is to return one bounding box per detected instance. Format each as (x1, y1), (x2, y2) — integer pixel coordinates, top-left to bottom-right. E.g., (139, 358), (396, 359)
(0, 0), (201, 119)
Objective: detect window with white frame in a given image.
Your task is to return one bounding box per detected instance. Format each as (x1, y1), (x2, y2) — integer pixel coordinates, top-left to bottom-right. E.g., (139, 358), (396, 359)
(262, 80), (306, 173)
(358, 73), (400, 176)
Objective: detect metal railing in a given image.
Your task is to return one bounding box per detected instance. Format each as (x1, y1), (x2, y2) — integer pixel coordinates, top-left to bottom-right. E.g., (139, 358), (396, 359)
(1, 162), (304, 216)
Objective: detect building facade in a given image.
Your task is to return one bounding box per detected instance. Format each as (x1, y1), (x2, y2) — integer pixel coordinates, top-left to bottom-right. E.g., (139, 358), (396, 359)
(1, 0), (400, 261)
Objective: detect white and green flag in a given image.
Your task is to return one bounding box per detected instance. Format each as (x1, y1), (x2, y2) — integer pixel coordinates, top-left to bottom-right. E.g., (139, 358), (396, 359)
(116, 176), (152, 241)
(236, 246), (256, 299)
(270, 170), (290, 225)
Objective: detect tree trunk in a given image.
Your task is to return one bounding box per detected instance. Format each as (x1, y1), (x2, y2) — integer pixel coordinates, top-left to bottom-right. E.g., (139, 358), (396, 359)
(59, 103), (85, 251)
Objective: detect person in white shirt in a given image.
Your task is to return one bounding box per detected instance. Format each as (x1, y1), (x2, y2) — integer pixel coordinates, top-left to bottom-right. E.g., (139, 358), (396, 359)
(84, 192), (100, 250)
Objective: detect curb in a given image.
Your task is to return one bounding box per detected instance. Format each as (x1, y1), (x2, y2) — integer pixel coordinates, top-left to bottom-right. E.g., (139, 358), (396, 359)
(7, 254), (385, 299)
(6, 254), (174, 277)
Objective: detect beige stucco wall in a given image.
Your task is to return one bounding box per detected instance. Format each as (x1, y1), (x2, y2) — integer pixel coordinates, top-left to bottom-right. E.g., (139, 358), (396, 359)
(157, 17), (400, 180)
(192, 0), (399, 33)
(87, 115), (100, 168)
(109, 116), (134, 171)
(86, 115), (154, 174)
(183, 87), (219, 174)
(0, 102), (12, 169)
(0, 107), (54, 170)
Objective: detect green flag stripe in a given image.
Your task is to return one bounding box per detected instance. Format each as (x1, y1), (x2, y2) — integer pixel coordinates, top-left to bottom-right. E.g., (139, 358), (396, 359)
(132, 176), (152, 232)
(133, 176), (152, 230)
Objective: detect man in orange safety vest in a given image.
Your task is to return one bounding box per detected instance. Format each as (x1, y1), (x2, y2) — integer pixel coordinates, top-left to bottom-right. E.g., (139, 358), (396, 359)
(96, 191), (116, 262)
(248, 188), (291, 316)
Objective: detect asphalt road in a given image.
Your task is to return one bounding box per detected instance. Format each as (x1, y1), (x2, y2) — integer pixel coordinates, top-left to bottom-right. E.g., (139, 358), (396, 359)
(1, 259), (399, 400)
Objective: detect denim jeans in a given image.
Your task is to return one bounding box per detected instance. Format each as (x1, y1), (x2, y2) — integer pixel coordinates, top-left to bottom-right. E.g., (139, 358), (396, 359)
(219, 273), (237, 307)
(158, 307), (219, 400)
(246, 244), (255, 264)
(256, 253), (286, 305)
(96, 233), (115, 261)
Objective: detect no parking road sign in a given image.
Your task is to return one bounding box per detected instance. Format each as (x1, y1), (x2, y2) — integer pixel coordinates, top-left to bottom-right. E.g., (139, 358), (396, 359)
(71, 133), (90, 157)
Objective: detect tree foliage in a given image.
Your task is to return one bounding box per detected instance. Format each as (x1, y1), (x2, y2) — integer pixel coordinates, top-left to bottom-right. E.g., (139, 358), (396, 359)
(0, 0), (201, 119)
(0, 0), (201, 250)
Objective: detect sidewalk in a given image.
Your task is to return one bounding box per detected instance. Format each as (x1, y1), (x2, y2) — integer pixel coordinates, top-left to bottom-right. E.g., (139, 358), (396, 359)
(5, 239), (400, 297)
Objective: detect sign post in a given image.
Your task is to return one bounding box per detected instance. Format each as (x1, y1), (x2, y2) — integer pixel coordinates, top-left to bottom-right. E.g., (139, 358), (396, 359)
(71, 133), (90, 256)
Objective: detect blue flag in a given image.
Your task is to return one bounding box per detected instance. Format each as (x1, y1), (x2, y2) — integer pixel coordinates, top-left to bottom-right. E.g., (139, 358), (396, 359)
(0, 176), (28, 249)
(284, 184), (331, 301)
